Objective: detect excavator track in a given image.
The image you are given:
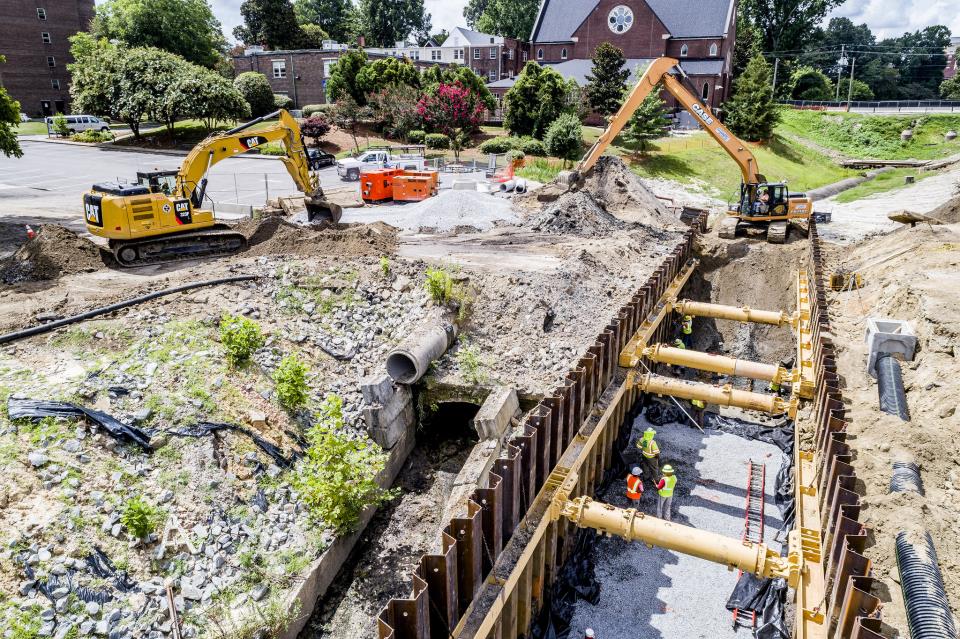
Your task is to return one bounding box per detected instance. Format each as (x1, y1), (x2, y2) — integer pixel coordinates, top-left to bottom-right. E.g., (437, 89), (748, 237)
(718, 216), (741, 240)
(110, 225), (248, 267)
(767, 221), (789, 244)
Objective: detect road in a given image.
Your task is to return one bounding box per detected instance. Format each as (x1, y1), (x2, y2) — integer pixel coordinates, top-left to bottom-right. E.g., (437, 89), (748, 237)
(0, 139), (344, 225)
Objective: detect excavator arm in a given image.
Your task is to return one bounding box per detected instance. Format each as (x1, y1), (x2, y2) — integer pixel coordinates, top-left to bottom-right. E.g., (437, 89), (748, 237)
(177, 109), (339, 221)
(571, 57), (765, 186)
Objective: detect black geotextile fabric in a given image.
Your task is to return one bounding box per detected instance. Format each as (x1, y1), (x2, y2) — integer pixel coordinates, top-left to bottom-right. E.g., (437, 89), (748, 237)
(20, 546), (136, 606)
(726, 573), (790, 639)
(706, 413), (794, 455)
(7, 397), (152, 451)
(645, 401), (682, 426)
(168, 421), (294, 467)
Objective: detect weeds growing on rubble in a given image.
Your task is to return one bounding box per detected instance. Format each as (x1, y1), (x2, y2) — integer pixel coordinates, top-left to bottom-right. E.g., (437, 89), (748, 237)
(273, 355), (310, 410)
(219, 315), (265, 367)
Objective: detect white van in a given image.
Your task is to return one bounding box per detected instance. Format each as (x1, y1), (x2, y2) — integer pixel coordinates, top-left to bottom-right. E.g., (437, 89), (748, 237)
(46, 115), (111, 135)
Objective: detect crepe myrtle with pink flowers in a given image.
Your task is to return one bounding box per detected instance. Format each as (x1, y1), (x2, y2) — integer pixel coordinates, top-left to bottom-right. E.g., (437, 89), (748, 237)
(417, 81), (486, 163)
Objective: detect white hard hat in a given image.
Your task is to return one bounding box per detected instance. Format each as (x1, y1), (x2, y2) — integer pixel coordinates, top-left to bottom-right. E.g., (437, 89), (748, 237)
(632, 466), (642, 476)
(585, 630), (595, 638)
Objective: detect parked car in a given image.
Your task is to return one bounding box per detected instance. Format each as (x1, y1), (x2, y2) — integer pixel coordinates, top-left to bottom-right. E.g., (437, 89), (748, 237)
(19, 112), (29, 123)
(45, 114), (110, 135)
(307, 148), (336, 170)
(336, 149), (426, 181)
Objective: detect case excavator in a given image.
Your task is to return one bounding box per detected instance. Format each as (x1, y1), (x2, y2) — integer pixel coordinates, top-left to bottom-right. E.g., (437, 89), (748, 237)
(82, 109), (342, 267)
(559, 57), (812, 243)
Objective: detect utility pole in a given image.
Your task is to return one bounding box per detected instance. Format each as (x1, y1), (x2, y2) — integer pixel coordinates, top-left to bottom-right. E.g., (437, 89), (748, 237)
(835, 44), (846, 101)
(845, 56), (857, 112)
(772, 57), (780, 95)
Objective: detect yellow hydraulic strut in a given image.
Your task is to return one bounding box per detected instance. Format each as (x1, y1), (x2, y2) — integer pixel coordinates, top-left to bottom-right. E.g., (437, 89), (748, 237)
(675, 300), (797, 328)
(627, 370), (797, 417)
(642, 343), (789, 384)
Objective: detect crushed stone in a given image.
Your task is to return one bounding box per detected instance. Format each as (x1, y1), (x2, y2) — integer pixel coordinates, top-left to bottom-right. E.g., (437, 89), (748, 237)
(345, 189), (519, 232)
(0, 225), (111, 283)
(528, 191), (627, 237)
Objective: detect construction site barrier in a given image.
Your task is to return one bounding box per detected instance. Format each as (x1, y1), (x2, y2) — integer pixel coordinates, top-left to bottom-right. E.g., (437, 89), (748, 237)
(376, 213), (707, 638)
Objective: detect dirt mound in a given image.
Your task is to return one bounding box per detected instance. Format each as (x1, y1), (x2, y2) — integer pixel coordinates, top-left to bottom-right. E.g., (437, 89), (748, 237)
(528, 191), (627, 237)
(243, 216), (398, 258)
(583, 157), (682, 227)
(1, 225), (110, 283)
(928, 194), (960, 224)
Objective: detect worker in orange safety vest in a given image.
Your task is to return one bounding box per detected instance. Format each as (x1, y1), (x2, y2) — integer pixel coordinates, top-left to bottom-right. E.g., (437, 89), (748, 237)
(626, 467), (644, 505)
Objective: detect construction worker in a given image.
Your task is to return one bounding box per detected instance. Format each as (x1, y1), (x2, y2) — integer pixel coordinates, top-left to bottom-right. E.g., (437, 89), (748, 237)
(584, 630), (596, 639)
(769, 360), (789, 395)
(636, 427), (660, 479)
(626, 466), (644, 505)
(681, 314), (693, 349)
(671, 338), (687, 375)
(656, 465), (677, 521)
(691, 398), (706, 429)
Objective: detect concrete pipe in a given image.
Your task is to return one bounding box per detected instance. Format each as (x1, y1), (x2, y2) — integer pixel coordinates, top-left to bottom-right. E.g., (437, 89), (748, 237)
(631, 373), (788, 415)
(514, 179), (527, 194)
(385, 317), (458, 384)
(643, 344), (783, 382)
(675, 300), (792, 327)
(500, 179), (517, 192)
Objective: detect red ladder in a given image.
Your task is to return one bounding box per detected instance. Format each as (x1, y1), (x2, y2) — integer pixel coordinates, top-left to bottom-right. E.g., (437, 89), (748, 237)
(732, 460), (766, 630)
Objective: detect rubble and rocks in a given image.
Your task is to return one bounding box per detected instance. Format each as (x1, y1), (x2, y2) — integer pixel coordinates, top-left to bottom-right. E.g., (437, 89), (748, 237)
(528, 191), (627, 236)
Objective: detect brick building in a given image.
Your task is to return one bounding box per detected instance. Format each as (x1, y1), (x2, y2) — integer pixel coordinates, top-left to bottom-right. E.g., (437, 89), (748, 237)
(0, 0), (95, 116)
(232, 46), (450, 108)
(945, 36), (960, 81)
(489, 0), (737, 112)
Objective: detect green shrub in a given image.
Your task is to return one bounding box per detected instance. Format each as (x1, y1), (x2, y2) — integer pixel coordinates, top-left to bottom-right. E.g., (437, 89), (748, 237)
(506, 149), (526, 165)
(478, 137), (516, 154)
(52, 114), (69, 137)
(121, 497), (162, 540)
(408, 129), (426, 144)
(456, 338), (487, 385)
(425, 133), (450, 149)
(273, 355), (310, 410)
(274, 94), (294, 110)
(544, 113), (584, 166)
(518, 137), (548, 156)
(424, 267), (453, 304)
(258, 141), (287, 156)
(71, 129), (114, 143)
(219, 314), (265, 366)
(302, 104), (334, 116)
(234, 72), (275, 117)
(379, 256), (390, 277)
(293, 395), (396, 533)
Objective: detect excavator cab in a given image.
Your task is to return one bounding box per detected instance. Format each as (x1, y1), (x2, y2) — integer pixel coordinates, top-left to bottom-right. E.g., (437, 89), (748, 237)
(137, 171), (178, 196)
(738, 182), (789, 219)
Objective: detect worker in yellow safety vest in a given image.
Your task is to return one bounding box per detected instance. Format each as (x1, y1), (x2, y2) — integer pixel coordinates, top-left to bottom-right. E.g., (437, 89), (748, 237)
(626, 467), (644, 505)
(636, 427), (660, 479)
(681, 314), (693, 349)
(656, 465), (678, 521)
(691, 398), (706, 428)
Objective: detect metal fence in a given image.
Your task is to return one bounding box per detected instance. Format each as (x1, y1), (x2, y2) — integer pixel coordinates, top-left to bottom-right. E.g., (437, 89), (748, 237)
(782, 99), (960, 113)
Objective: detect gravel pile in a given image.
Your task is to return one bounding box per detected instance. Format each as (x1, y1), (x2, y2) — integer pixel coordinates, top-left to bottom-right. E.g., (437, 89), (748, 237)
(344, 189), (519, 232)
(528, 191), (627, 237)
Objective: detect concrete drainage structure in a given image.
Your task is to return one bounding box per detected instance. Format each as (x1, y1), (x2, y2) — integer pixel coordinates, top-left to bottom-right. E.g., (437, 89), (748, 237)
(386, 313), (459, 384)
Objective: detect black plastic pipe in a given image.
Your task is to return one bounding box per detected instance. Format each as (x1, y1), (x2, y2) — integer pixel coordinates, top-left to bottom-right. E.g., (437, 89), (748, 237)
(877, 354), (910, 421)
(890, 461), (924, 495)
(0, 275), (259, 345)
(895, 530), (958, 639)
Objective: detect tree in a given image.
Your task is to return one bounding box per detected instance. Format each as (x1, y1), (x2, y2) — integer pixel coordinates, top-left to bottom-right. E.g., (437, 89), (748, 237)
(332, 94), (372, 151)
(356, 57), (421, 97)
(234, 71), (275, 117)
(417, 82), (485, 162)
(732, 11), (762, 79)
(184, 68), (250, 131)
(463, 0), (489, 29)
(887, 26), (953, 97)
(293, 0), (351, 42)
(357, 0), (431, 48)
(741, 0), (845, 54)
(422, 65), (496, 111)
(327, 49), (369, 105)
(368, 83), (421, 141)
(503, 62), (570, 139)
(475, 0), (539, 41)
(585, 43), (629, 117)
(942, 76), (960, 100)
(544, 113), (583, 167)
(0, 56), (23, 159)
(623, 84), (668, 154)
(789, 66), (834, 100)
(91, 0), (226, 67)
(300, 113), (331, 146)
(724, 56), (779, 142)
(838, 78), (874, 101)
(234, 0), (303, 50)
(299, 24), (329, 48)
(425, 29), (449, 46)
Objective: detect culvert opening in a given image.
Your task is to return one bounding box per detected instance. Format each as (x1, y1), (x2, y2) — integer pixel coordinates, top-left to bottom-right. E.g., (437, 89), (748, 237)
(385, 351), (418, 384)
(305, 399), (481, 638)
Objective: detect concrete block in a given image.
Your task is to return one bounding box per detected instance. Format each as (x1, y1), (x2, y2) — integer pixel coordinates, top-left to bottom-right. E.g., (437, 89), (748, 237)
(452, 180), (477, 191)
(442, 439), (501, 524)
(473, 386), (519, 440)
(362, 377), (414, 450)
(865, 317), (917, 377)
(361, 374), (394, 405)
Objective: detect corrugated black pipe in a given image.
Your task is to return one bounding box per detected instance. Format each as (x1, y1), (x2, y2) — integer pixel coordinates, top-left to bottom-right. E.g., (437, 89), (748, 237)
(890, 461), (925, 495)
(0, 275), (259, 345)
(894, 531), (958, 639)
(877, 354), (910, 421)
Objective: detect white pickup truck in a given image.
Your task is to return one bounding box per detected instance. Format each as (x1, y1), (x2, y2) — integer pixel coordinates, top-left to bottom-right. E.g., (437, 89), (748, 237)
(336, 149), (426, 181)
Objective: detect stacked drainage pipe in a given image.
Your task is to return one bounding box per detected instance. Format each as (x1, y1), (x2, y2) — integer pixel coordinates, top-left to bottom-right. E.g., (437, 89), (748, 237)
(894, 531), (958, 639)
(889, 461), (925, 495)
(876, 354), (910, 421)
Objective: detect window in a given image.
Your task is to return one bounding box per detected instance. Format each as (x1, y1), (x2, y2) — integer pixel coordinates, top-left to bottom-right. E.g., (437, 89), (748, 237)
(454, 48), (464, 60)
(709, 42), (719, 57)
(522, 51), (528, 61)
(431, 49), (441, 61)
(702, 83), (710, 100)
(51, 78), (60, 90)
(537, 48), (543, 60)
(36, 7), (46, 19)
(489, 69), (497, 81)
(323, 59), (336, 77)
(41, 32), (51, 43)
(489, 37), (495, 44)
(508, 49), (514, 60)
(474, 48), (481, 59)
(607, 5), (634, 34)
(680, 44), (689, 57)
(490, 48), (496, 59)
(272, 59), (286, 79)
(561, 48), (568, 59)
(409, 50), (419, 60)
(46, 56), (55, 67)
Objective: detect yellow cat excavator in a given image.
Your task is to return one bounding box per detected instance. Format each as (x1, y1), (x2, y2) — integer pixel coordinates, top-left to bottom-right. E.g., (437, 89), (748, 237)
(561, 57), (812, 243)
(82, 109), (342, 267)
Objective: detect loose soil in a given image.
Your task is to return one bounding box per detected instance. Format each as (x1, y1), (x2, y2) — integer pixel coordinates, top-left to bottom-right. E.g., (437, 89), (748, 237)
(0, 224), (112, 283)
(242, 216), (399, 258)
(581, 156), (679, 228)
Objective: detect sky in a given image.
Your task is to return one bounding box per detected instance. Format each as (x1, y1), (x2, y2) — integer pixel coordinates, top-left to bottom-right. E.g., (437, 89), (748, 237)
(187, 0), (960, 46)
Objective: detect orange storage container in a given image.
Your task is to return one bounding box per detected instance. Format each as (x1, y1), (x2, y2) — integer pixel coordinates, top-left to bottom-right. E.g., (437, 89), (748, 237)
(361, 168), (401, 203)
(392, 175), (433, 202)
(403, 170), (439, 195)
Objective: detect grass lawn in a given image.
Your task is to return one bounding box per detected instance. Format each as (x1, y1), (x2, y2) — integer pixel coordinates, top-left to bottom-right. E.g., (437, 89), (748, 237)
(14, 121), (49, 135)
(778, 109), (960, 160)
(833, 168), (938, 203)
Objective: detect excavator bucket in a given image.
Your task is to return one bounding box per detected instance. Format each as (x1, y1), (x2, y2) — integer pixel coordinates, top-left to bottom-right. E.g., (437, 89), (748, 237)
(305, 190), (343, 224)
(535, 169), (582, 203)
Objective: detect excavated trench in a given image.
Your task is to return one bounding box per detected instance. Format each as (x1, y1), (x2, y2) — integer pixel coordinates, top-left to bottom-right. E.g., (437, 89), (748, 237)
(301, 399), (481, 638)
